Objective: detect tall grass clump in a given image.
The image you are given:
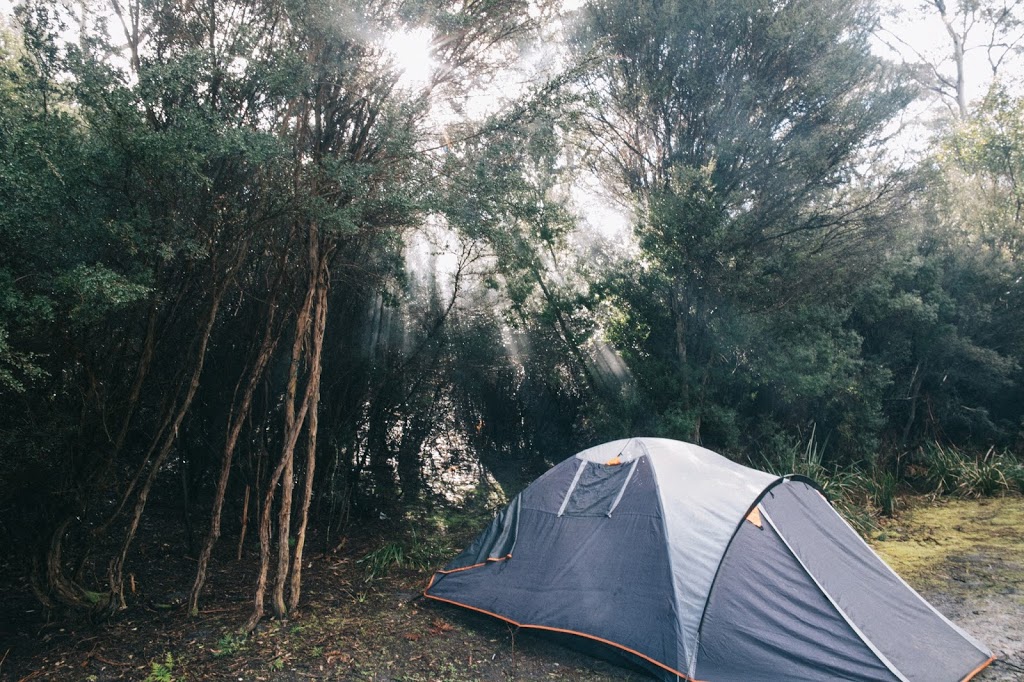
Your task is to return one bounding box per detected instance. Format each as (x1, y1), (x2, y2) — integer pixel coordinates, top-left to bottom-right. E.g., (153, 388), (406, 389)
(866, 464), (899, 517)
(358, 528), (455, 581)
(759, 427), (876, 534)
(918, 443), (1020, 498)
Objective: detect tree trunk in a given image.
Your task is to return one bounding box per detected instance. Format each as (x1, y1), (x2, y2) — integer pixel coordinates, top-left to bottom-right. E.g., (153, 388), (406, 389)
(108, 283), (226, 610)
(902, 362), (924, 446)
(188, 295), (281, 615)
(288, 266), (329, 612)
(532, 268), (598, 392)
(935, 0), (969, 117)
(245, 236), (321, 631)
(236, 484), (250, 561)
(44, 295), (161, 609)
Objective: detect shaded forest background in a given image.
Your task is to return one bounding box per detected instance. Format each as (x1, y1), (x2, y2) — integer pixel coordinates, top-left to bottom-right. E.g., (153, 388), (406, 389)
(1, 0), (1023, 628)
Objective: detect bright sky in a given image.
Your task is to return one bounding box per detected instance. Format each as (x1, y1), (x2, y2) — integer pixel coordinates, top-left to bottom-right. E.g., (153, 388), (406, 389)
(382, 26), (435, 91)
(873, 1), (1022, 110)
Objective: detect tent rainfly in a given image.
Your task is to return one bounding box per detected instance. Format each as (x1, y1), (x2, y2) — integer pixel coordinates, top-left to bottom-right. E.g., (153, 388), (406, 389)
(423, 437), (994, 682)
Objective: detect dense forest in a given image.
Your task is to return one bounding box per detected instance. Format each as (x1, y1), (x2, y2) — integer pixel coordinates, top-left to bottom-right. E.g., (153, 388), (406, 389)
(1, 0), (1023, 630)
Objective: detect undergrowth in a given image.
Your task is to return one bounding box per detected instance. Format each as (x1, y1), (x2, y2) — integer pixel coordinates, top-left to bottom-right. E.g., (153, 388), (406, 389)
(359, 528), (458, 581)
(760, 430), (1023, 535)
(917, 443), (1023, 498)
(143, 653), (175, 682)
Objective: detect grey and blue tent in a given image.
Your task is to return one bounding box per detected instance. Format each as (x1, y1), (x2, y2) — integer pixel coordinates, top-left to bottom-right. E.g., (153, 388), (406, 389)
(423, 437), (994, 681)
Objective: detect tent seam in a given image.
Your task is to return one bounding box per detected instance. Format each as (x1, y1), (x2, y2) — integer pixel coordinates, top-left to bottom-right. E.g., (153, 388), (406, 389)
(822, 501), (993, 659)
(761, 506), (909, 682)
(647, 454), (687, 678)
(556, 459), (587, 517)
(606, 458), (639, 517)
(690, 476), (784, 674)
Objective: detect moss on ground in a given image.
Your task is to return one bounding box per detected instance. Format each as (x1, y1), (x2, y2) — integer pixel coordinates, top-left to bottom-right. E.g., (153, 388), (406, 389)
(871, 496), (1024, 603)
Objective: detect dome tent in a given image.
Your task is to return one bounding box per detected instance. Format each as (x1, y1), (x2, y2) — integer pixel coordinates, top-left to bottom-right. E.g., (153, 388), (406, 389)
(423, 438), (993, 681)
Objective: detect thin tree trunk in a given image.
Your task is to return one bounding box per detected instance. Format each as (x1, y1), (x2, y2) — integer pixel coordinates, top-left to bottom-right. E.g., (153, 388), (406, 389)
(934, 0), (969, 118)
(107, 277), (228, 610)
(236, 484), (250, 561)
(188, 297), (281, 615)
(271, 243), (321, 619)
(245, 240), (320, 631)
(288, 267), (329, 612)
(45, 296), (162, 608)
(532, 268), (598, 392)
(181, 456), (193, 553)
(272, 438), (296, 618)
(902, 362), (924, 446)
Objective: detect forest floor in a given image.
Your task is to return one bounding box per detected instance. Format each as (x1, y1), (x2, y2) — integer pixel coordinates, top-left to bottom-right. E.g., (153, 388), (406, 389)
(1, 495), (1022, 682)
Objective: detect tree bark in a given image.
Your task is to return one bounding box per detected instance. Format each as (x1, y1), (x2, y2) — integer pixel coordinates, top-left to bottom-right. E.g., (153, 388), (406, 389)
(245, 234), (321, 631)
(934, 0), (969, 118)
(236, 484), (250, 561)
(902, 362), (924, 446)
(44, 294), (161, 608)
(288, 265), (329, 612)
(187, 292), (282, 615)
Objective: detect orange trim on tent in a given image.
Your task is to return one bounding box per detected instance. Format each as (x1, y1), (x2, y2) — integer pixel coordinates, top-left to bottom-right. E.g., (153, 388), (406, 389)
(746, 507), (762, 528)
(436, 554), (512, 575)
(423, 576), (704, 682)
(961, 656), (995, 681)
(605, 456), (622, 466)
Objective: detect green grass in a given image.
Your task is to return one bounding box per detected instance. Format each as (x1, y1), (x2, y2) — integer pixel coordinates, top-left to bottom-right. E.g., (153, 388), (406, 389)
(760, 430), (1023, 536)
(358, 528), (457, 581)
(918, 443), (1021, 498)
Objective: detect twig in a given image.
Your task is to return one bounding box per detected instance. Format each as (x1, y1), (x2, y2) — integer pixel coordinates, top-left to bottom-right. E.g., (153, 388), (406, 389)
(92, 653), (129, 667)
(17, 669), (44, 682)
(507, 622), (517, 676)
(0, 648), (9, 671)
(995, 658), (1024, 674)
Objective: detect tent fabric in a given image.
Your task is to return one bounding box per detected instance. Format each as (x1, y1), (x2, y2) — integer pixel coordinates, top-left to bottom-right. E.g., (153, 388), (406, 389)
(695, 518), (900, 682)
(427, 451), (683, 674)
(441, 495), (521, 572)
(423, 437), (993, 681)
(574, 438), (781, 672)
(760, 480), (993, 682)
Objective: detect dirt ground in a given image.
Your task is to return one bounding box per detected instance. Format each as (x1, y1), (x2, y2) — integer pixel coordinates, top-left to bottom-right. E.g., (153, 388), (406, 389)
(1, 496), (1022, 682)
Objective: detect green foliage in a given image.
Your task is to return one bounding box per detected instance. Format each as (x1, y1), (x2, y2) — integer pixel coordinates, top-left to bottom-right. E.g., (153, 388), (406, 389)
(576, 0), (916, 462)
(144, 653), (175, 682)
(918, 443), (1020, 498)
(213, 632), (247, 658)
(358, 529), (455, 581)
(2, 0), (1023, 629)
